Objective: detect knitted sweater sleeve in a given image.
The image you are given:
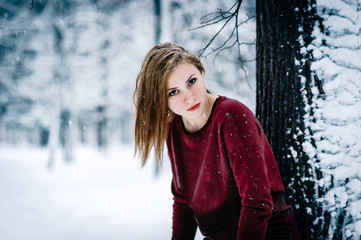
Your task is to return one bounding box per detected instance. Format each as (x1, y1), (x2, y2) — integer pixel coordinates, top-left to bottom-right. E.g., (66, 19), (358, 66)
(171, 179), (197, 240)
(221, 106), (273, 240)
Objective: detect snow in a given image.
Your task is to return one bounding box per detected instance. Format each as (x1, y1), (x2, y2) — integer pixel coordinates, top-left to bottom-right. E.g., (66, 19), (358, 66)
(325, 48), (361, 70)
(309, 0), (361, 237)
(0, 146), (204, 240)
(4, 0), (361, 238)
(0, 1), (256, 237)
(320, 34), (361, 49)
(355, 220), (361, 235)
(317, 0), (359, 23)
(323, 15), (358, 35)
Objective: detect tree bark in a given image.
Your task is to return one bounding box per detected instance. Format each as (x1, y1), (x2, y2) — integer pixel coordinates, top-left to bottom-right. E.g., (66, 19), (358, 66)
(256, 0), (325, 239)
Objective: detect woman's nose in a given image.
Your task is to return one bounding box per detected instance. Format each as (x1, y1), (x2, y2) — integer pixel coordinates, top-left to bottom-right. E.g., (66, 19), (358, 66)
(184, 91), (195, 104)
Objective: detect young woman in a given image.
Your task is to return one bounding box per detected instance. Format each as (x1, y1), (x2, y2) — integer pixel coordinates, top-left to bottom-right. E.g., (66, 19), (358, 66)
(134, 42), (300, 240)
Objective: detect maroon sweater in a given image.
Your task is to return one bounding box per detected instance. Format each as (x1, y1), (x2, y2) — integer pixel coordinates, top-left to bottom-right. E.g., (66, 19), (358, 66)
(166, 96), (289, 240)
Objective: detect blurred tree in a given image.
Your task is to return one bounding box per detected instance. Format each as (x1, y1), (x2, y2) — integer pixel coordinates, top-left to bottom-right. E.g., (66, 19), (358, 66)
(154, 0), (161, 44)
(96, 39), (111, 149)
(0, 0), (47, 145)
(48, 0), (79, 165)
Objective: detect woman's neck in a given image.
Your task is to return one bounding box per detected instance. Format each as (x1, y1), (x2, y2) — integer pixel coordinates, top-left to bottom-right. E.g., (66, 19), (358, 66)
(182, 94), (218, 133)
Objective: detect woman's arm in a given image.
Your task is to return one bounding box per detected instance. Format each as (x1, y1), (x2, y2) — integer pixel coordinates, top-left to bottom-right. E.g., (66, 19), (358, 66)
(221, 106), (274, 239)
(171, 179), (197, 240)
(172, 201), (198, 239)
(229, 145), (273, 239)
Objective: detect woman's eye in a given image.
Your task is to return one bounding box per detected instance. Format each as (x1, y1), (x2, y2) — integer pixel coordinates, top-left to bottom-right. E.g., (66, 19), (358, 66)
(188, 78), (196, 85)
(169, 90), (178, 96)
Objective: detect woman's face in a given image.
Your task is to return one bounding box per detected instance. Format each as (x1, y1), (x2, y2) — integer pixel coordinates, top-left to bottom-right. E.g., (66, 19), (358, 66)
(167, 62), (208, 122)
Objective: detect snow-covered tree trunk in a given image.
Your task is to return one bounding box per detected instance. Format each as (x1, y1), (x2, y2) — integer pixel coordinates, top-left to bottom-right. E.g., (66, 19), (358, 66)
(96, 39), (110, 149)
(48, 23), (66, 167)
(310, 0), (361, 238)
(47, 82), (61, 168)
(256, 0), (326, 238)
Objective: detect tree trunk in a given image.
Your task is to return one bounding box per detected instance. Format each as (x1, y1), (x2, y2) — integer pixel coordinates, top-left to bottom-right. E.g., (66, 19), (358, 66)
(256, 0), (325, 239)
(154, 0), (161, 44)
(96, 105), (107, 148)
(96, 40), (110, 149)
(48, 24), (63, 168)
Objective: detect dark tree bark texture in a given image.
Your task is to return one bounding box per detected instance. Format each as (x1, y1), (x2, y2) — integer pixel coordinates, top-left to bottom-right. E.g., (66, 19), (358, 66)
(256, 1), (326, 239)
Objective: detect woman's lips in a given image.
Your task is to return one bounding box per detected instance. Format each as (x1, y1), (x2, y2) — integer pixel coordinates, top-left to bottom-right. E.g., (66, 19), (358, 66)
(187, 103), (200, 111)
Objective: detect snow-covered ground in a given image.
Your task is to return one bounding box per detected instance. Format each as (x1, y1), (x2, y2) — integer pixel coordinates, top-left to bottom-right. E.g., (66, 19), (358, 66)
(0, 146), (204, 240)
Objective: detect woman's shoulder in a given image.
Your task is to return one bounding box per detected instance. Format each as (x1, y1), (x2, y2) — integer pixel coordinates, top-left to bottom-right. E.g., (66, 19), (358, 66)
(215, 96), (254, 120)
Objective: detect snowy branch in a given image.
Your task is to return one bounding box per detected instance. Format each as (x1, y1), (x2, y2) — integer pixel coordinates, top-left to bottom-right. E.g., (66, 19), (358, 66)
(318, 49), (361, 72)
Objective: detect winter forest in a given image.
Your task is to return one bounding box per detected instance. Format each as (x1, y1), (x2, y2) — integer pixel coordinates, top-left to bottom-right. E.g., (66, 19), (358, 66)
(0, 0), (360, 239)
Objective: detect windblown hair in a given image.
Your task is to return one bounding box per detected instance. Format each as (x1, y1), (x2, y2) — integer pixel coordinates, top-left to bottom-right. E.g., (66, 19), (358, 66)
(134, 42), (204, 167)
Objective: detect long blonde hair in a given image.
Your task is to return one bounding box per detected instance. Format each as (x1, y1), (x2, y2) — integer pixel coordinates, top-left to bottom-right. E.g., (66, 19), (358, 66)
(134, 42), (204, 167)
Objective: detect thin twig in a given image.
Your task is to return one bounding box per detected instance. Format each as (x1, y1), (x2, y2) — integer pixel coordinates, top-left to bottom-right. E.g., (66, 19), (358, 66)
(189, 0), (244, 57)
(206, 27), (237, 58)
(213, 40), (238, 64)
(189, 0), (257, 86)
(237, 14), (255, 27)
(197, 1), (242, 57)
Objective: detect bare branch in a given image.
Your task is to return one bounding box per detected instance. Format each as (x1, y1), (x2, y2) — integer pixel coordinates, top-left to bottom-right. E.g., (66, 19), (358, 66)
(189, 0), (256, 86)
(205, 27), (237, 58)
(212, 40), (238, 64)
(197, 14), (235, 57)
(237, 14), (255, 27)
(199, 2), (238, 23)
(189, 0), (244, 57)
